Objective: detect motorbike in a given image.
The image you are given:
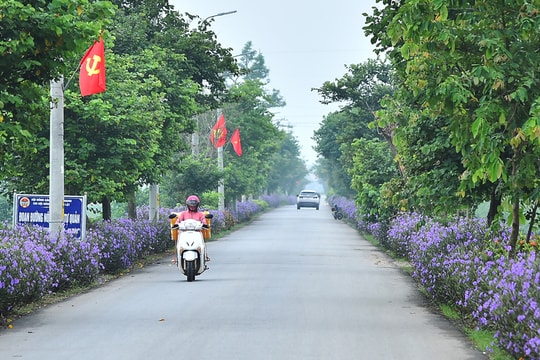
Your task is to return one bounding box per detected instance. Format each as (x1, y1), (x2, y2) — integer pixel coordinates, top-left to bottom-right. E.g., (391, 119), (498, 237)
(331, 205), (344, 220)
(169, 213), (213, 282)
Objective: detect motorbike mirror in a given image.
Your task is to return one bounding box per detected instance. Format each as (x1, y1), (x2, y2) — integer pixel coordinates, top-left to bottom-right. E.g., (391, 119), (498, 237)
(205, 213), (214, 219)
(168, 213), (177, 219)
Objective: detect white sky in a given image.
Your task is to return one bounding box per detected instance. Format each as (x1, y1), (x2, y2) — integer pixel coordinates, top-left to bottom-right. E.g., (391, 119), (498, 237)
(171, 0), (379, 167)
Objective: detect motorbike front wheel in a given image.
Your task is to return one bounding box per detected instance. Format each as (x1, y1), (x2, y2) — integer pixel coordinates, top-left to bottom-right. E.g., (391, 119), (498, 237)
(186, 260), (196, 282)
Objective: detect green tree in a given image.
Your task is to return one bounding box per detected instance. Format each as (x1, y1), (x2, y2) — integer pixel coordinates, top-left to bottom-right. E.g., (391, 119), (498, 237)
(235, 41), (269, 83)
(0, 0), (114, 186)
(160, 156), (222, 208)
(214, 44), (292, 203)
(106, 0), (239, 217)
(266, 132), (308, 195)
(2, 1), (240, 219)
(111, 1), (239, 108)
(313, 59), (393, 198)
(349, 138), (399, 221)
(312, 112), (355, 197)
(221, 79), (283, 202)
(160, 47), (295, 207)
(365, 0), (540, 250)
(64, 50), (183, 218)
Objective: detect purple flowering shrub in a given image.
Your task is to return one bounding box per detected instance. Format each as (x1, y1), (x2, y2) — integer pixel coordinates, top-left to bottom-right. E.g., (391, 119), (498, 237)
(260, 194), (295, 207)
(0, 225), (100, 313)
(386, 212), (427, 257)
(38, 230), (101, 290)
(384, 213), (540, 358)
(234, 201), (263, 222)
(88, 216), (171, 274)
(467, 250), (540, 358)
(206, 210), (228, 233)
(407, 217), (488, 305)
(0, 215), (172, 317)
(0, 228), (56, 313)
(89, 220), (139, 273)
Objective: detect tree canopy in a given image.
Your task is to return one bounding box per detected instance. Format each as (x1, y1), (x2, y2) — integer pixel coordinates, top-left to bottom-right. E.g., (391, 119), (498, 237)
(312, 1), (540, 251)
(363, 0), (540, 249)
(0, 0), (114, 183)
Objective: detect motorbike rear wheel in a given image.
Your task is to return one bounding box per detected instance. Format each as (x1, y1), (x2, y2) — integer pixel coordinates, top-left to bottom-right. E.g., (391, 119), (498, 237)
(186, 261), (196, 282)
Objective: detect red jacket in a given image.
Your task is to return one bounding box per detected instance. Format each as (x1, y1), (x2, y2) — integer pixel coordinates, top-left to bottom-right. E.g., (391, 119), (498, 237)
(176, 210), (207, 224)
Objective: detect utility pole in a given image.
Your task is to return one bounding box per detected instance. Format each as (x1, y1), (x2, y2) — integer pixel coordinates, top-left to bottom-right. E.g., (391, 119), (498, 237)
(191, 113), (201, 156)
(217, 145), (224, 211)
(49, 78), (64, 235)
(217, 109), (225, 211)
(149, 184), (159, 223)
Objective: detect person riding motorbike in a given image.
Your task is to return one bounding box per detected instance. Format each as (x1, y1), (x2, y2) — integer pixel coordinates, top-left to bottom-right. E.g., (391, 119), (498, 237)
(176, 195), (210, 261)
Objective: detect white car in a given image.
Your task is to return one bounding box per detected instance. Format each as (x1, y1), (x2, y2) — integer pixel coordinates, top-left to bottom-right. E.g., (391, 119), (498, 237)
(296, 190), (320, 210)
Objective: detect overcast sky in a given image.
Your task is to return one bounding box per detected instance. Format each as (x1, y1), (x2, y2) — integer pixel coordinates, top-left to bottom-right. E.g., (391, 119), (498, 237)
(171, 0), (379, 167)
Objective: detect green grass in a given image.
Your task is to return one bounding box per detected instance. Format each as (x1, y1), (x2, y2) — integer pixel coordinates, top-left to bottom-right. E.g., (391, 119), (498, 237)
(440, 304), (460, 320)
(438, 305), (514, 359)
(465, 328), (514, 360)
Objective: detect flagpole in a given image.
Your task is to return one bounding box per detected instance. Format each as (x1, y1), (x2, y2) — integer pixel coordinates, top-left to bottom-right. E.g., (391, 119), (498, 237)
(50, 77), (65, 235)
(217, 109), (225, 211)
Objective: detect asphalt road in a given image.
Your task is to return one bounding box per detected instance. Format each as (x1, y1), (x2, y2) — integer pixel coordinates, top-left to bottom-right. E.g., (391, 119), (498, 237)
(0, 204), (487, 360)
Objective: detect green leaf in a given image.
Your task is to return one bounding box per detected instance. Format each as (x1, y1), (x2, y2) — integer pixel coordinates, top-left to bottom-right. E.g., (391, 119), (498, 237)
(498, 112), (506, 125)
(438, 5), (448, 21)
(487, 157), (503, 182)
(471, 117), (483, 138)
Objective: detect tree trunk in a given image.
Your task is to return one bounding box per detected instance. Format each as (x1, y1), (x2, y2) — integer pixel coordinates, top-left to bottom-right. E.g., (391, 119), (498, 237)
(102, 196), (112, 221)
(509, 196), (520, 254)
(486, 184), (501, 226)
(508, 150), (522, 254)
(380, 124), (406, 178)
(526, 200), (539, 243)
(149, 184), (159, 224)
(127, 191), (137, 220)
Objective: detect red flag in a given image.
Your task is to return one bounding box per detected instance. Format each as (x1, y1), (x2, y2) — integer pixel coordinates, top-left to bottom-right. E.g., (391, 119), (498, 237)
(79, 37), (106, 96)
(231, 128), (242, 156)
(210, 114), (227, 148)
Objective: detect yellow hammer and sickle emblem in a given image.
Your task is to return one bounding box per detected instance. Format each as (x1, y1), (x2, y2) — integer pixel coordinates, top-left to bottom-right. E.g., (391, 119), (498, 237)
(85, 55), (102, 76)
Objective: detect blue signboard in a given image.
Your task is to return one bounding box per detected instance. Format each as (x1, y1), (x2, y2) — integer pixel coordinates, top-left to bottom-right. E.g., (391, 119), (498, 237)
(13, 194), (87, 239)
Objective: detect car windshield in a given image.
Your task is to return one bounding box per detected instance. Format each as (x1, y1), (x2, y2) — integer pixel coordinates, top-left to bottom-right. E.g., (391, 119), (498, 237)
(300, 192), (317, 197)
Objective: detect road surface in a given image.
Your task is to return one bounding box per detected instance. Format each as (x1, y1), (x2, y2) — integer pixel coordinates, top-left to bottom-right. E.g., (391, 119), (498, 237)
(0, 204), (486, 359)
